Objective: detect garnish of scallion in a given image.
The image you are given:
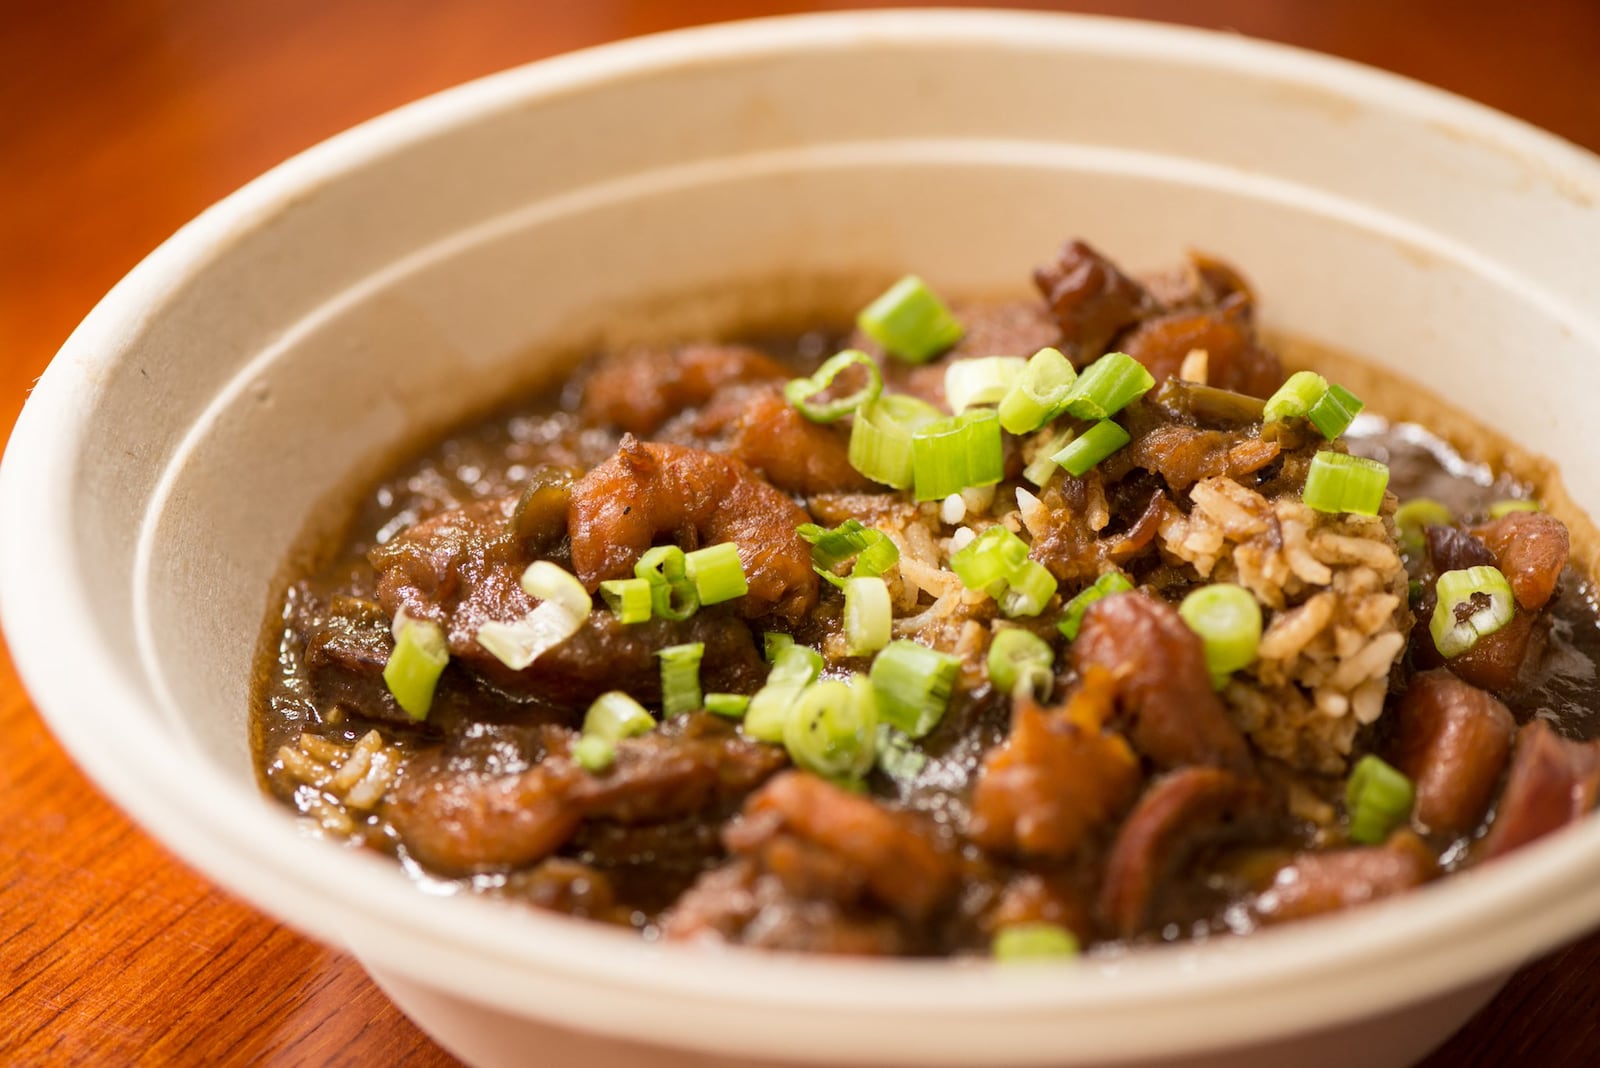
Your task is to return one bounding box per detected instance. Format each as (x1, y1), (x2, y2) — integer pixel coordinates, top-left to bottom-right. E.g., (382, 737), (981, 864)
(684, 542), (748, 606)
(1051, 419), (1130, 478)
(383, 613), (449, 722)
(1345, 754), (1415, 845)
(576, 690), (656, 774)
(1393, 498), (1454, 557)
(1262, 371), (1328, 423)
(857, 276), (964, 364)
(599, 577), (653, 624)
(998, 347), (1077, 435)
(1302, 452), (1389, 516)
(869, 640), (960, 738)
(848, 393), (943, 490)
(1178, 583), (1262, 685)
(657, 642), (706, 718)
(987, 627), (1055, 701)
(783, 676), (879, 782)
(1488, 499), (1542, 519)
(1430, 565), (1515, 658)
(1057, 572), (1134, 641)
(635, 545), (700, 621)
(910, 407), (1004, 502)
(1059, 351), (1155, 421)
(783, 350), (883, 423)
(843, 576), (892, 656)
(742, 641), (825, 743)
(992, 923), (1080, 962)
(476, 561), (592, 670)
(945, 355), (1027, 414)
(797, 519), (899, 588)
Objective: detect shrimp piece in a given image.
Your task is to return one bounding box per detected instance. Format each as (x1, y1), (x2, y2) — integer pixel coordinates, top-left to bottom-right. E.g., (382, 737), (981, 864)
(567, 437), (819, 620)
(579, 344), (789, 436)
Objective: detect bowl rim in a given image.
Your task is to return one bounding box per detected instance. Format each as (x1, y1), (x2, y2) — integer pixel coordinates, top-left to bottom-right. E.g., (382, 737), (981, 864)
(6, 8), (1600, 1062)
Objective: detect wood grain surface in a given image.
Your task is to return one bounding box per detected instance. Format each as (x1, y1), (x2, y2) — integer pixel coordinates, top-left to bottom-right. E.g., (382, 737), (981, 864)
(3, 2), (1599, 1064)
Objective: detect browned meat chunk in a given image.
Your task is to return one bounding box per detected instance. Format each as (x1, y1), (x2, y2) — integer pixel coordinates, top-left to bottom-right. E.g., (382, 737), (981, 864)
(1440, 610), (1543, 693)
(300, 595), (409, 724)
(579, 343), (788, 436)
(727, 772), (958, 921)
(1474, 511), (1569, 611)
(1117, 422), (1281, 493)
(967, 669), (1142, 859)
(390, 715), (786, 875)
(502, 858), (623, 921)
(1118, 296), (1284, 398)
(1254, 831), (1436, 924)
(725, 388), (877, 495)
(567, 437), (819, 621)
(1481, 720), (1600, 861)
(1099, 767), (1267, 936)
(663, 858), (909, 955)
(1071, 593), (1254, 773)
(1424, 524), (1496, 573)
(1029, 478), (1165, 582)
(1033, 239), (1154, 361)
(526, 609), (766, 707)
(1390, 672), (1515, 838)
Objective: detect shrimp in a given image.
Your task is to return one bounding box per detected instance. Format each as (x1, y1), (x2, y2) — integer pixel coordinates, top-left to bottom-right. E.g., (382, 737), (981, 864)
(567, 437), (819, 621)
(579, 343), (789, 436)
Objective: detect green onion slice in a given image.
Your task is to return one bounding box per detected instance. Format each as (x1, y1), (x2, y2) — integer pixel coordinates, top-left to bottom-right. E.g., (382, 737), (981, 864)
(1302, 451), (1390, 517)
(987, 627), (1055, 701)
(1345, 754), (1415, 845)
(383, 613), (449, 722)
(857, 275), (964, 364)
(783, 676), (879, 782)
(1178, 583), (1263, 682)
(743, 641), (825, 742)
(477, 561), (592, 671)
(1488, 499), (1542, 519)
(582, 690), (655, 742)
(573, 735), (618, 774)
(704, 693), (751, 719)
(949, 525), (1030, 592)
(945, 355), (1027, 414)
(1060, 352), (1155, 421)
(599, 577), (653, 624)
(1051, 418), (1130, 477)
(797, 519), (900, 588)
(1023, 426), (1075, 488)
(843, 576), (893, 656)
(635, 544), (700, 621)
(658, 642), (706, 718)
(999, 347), (1077, 435)
(1307, 383), (1365, 440)
(684, 542), (749, 606)
(911, 407), (1004, 502)
(848, 393), (944, 489)
(520, 560), (592, 617)
(764, 631), (795, 663)
(783, 349), (883, 423)
(1430, 565), (1515, 658)
(1057, 572), (1134, 641)
(875, 724), (927, 782)
(869, 639), (960, 739)
(997, 559), (1058, 619)
(1262, 370), (1329, 423)
(993, 923), (1080, 962)
(1393, 498), (1454, 556)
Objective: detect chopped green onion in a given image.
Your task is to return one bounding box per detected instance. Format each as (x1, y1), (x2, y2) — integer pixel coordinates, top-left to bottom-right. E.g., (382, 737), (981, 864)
(993, 923), (1080, 962)
(843, 576), (893, 656)
(1307, 383), (1365, 440)
(477, 564), (591, 670)
(1430, 565), (1515, 658)
(999, 347), (1077, 434)
(997, 559), (1057, 618)
(743, 641), (825, 742)
(1262, 371), (1329, 423)
(1302, 451), (1390, 517)
(1057, 572), (1134, 641)
(635, 544), (699, 621)
(582, 690), (655, 742)
(658, 642), (705, 717)
(988, 628), (1055, 700)
(684, 542), (748, 606)
(383, 614), (449, 721)
(857, 275), (964, 364)
(911, 407), (1004, 502)
(1489, 499), (1542, 518)
(1051, 418), (1130, 477)
(1023, 427), (1075, 487)
(1060, 352), (1155, 421)
(797, 519), (900, 588)
(1345, 754), (1415, 845)
(1178, 583), (1262, 682)
(783, 676), (879, 782)
(783, 349), (883, 423)
(869, 640), (959, 738)
(949, 524), (1030, 591)
(875, 725), (927, 782)
(764, 631), (795, 662)
(573, 735), (617, 774)
(945, 355), (1027, 414)
(599, 578), (653, 624)
(1394, 498), (1454, 556)
(848, 393), (944, 489)
(704, 693), (751, 719)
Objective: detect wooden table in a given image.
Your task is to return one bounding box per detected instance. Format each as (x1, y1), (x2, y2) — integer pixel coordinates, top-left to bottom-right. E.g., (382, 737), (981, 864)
(4, 2), (1598, 1063)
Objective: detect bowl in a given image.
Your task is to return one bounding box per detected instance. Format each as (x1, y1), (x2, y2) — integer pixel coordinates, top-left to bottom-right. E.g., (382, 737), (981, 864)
(5, 10), (1600, 1068)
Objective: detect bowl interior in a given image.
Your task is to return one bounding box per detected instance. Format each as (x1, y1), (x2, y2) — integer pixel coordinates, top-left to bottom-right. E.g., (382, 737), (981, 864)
(10, 12), (1600, 1066)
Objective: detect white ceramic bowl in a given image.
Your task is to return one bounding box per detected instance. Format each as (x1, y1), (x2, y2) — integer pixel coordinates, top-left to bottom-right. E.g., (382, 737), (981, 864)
(6, 11), (1600, 1068)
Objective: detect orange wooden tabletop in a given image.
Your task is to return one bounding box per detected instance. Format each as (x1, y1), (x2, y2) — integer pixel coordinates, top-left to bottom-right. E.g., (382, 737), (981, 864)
(4, 2), (1600, 1064)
